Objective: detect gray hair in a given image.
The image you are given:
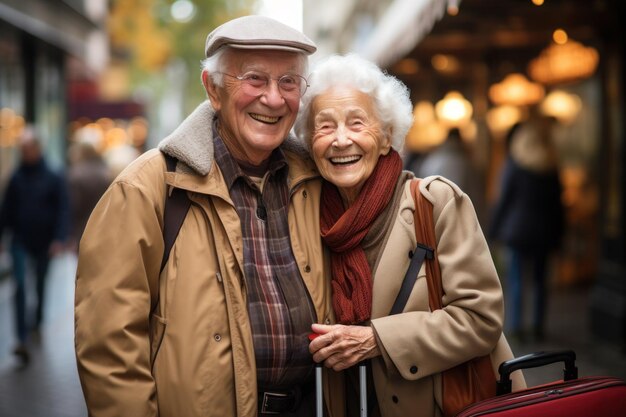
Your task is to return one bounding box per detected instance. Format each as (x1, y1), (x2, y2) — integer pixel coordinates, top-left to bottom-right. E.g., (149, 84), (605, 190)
(201, 47), (309, 88)
(295, 53), (414, 150)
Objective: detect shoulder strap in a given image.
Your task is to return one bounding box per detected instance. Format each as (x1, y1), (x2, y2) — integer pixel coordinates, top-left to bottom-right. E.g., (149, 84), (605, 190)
(160, 154), (192, 273)
(412, 179), (445, 311)
(389, 179), (442, 315)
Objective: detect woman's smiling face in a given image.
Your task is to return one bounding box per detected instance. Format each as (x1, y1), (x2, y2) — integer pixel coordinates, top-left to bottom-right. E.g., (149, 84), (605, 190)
(310, 86), (391, 207)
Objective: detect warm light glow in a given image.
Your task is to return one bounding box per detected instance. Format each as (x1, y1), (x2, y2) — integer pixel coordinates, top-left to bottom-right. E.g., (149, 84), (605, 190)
(405, 101), (447, 151)
(486, 105), (526, 139)
(435, 91), (473, 128)
(447, 6), (459, 16)
(431, 54), (460, 74)
(406, 121), (448, 151)
(413, 101), (436, 125)
(528, 39), (599, 85)
(488, 73), (545, 106)
(540, 90), (582, 124)
(393, 58), (420, 75)
(0, 107), (25, 147)
(532, 0), (544, 6)
(553, 29), (568, 45)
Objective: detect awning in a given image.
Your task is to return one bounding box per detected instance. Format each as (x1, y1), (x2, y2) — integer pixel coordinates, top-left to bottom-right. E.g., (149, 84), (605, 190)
(358, 0), (460, 68)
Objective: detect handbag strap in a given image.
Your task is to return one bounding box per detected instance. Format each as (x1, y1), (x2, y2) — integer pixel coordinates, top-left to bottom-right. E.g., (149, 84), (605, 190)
(389, 179), (444, 315)
(411, 179), (445, 311)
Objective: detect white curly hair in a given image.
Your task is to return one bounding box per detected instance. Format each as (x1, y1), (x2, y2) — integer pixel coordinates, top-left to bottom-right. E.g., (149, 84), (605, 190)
(295, 53), (414, 151)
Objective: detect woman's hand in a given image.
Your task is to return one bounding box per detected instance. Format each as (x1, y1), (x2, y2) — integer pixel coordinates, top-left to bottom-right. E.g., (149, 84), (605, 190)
(308, 323), (381, 371)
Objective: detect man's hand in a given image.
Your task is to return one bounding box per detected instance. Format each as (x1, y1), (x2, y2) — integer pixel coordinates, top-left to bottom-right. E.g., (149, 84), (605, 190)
(308, 323), (381, 371)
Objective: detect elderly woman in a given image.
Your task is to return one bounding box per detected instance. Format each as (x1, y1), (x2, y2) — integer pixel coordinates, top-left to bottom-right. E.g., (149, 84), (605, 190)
(296, 54), (525, 417)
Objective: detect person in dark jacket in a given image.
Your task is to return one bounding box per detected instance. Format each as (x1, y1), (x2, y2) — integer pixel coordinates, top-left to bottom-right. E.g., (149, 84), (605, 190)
(67, 141), (112, 251)
(0, 126), (70, 365)
(489, 117), (564, 341)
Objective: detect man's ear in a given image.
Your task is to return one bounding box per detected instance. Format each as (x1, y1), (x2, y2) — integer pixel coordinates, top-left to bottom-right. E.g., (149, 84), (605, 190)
(202, 71), (221, 111)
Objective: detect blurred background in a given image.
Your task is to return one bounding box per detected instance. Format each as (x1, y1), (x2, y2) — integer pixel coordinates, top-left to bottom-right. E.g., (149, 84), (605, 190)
(0, 0), (624, 416)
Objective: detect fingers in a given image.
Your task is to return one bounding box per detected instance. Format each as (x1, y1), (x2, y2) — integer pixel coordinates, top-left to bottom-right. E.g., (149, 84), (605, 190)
(308, 324), (375, 371)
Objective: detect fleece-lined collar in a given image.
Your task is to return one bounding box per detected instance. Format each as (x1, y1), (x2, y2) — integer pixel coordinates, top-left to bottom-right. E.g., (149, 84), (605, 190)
(158, 100), (312, 176)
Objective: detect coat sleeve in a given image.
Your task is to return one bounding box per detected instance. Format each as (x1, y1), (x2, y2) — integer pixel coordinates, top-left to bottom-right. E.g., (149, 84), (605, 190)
(74, 174), (164, 417)
(370, 178), (504, 381)
(0, 175), (17, 238)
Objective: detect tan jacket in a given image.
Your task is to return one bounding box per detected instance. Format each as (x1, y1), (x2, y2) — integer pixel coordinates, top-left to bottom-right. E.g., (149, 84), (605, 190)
(74, 101), (336, 417)
(327, 176), (525, 417)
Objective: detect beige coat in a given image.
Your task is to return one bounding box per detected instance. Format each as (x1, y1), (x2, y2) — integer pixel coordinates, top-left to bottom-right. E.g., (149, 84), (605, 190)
(74, 101), (337, 417)
(327, 176), (525, 417)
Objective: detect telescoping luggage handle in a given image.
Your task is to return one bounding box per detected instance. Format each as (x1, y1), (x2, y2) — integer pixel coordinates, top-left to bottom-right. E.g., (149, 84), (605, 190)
(497, 350), (579, 395)
(309, 333), (368, 417)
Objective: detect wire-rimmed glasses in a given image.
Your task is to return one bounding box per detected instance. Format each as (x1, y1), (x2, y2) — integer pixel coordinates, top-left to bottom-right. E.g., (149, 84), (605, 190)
(218, 71), (309, 98)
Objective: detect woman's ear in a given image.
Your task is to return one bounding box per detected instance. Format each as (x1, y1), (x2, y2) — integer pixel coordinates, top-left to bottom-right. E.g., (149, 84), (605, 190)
(202, 71), (221, 111)
(380, 127), (393, 155)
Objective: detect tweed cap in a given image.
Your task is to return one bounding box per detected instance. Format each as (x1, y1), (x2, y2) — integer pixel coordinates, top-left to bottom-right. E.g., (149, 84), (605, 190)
(205, 15), (316, 57)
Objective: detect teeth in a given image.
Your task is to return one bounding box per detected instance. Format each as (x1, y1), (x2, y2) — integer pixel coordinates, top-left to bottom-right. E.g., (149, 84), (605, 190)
(250, 113), (279, 123)
(330, 155), (361, 164)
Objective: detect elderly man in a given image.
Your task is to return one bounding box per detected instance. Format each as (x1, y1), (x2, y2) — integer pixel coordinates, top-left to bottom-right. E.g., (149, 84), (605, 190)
(75, 16), (335, 417)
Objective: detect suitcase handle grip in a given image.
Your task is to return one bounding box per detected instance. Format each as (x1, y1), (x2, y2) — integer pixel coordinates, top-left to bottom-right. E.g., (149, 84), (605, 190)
(496, 350), (578, 395)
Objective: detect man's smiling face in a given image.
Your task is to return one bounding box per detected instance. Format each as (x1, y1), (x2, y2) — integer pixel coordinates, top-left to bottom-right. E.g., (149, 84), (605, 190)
(205, 48), (305, 165)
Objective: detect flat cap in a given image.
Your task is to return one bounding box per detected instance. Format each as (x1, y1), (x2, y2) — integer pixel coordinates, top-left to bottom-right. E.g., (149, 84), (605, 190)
(205, 15), (317, 57)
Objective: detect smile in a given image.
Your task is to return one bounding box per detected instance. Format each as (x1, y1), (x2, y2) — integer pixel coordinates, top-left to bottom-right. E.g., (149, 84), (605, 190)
(330, 155), (361, 165)
(250, 113), (280, 124)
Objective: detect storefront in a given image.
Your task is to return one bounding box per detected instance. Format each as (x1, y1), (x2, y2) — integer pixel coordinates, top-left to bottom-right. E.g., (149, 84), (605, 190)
(0, 0), (106, 188)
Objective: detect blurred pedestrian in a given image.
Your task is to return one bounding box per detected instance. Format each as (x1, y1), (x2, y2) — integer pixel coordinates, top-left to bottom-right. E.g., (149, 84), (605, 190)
(415, 127), (486, 224)
(0, 126), (70, 365)
(67, 141), (112, 251)
(489, 115), (564, 341)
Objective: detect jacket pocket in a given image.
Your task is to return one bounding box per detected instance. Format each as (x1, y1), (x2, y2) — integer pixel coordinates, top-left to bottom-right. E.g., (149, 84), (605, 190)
(149, 313), (168, 370)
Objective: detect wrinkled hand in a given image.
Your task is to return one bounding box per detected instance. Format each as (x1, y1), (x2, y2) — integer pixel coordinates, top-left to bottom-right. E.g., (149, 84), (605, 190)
(309, 323), (381, 371)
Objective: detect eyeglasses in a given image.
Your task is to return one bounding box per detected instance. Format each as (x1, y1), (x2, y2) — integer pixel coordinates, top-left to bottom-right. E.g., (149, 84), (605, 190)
(218, 71), (309, 98)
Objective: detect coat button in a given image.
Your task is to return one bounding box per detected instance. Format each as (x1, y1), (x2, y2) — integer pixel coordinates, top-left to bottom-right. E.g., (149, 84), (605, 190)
(303, 190), (308, 198)
(392, 395), (399, 403)
(410, 365), (418, 374)
(304, 265), (311, 273)
(214, 334), (222, 342)
(324, 318), (331, 325)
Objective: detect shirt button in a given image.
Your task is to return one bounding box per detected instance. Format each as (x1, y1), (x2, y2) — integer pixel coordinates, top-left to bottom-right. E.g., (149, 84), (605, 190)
(304, 265), (311, 273)
(392, 395), (399, 403)
(214, 334), (222, 342)
(410, 365), (418, 374)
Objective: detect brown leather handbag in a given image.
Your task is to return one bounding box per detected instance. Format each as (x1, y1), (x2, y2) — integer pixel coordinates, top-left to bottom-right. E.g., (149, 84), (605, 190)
(408, 179), (496, 417)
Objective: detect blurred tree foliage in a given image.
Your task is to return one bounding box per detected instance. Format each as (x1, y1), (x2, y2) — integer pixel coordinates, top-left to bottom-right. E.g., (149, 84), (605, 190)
(107, 0), (256, 111)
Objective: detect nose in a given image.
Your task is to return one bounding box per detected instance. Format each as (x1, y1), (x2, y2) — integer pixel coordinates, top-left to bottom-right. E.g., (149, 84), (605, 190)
(332, 125), (353, 148)
(259, 79), (285, 107)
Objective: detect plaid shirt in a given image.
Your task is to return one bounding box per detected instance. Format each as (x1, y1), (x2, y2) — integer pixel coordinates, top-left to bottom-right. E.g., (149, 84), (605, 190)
(213, 127), (316, 389)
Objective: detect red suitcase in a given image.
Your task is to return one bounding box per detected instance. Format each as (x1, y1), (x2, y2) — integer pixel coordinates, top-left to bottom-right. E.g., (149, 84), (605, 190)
(456, 350), (626, 417)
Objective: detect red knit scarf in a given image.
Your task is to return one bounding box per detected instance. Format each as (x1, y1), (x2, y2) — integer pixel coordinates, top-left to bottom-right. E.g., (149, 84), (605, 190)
(320, 150), (403, 324)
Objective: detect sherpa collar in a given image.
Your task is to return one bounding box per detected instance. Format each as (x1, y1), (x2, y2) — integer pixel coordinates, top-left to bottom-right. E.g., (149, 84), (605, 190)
(158, 100), (311, 176)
